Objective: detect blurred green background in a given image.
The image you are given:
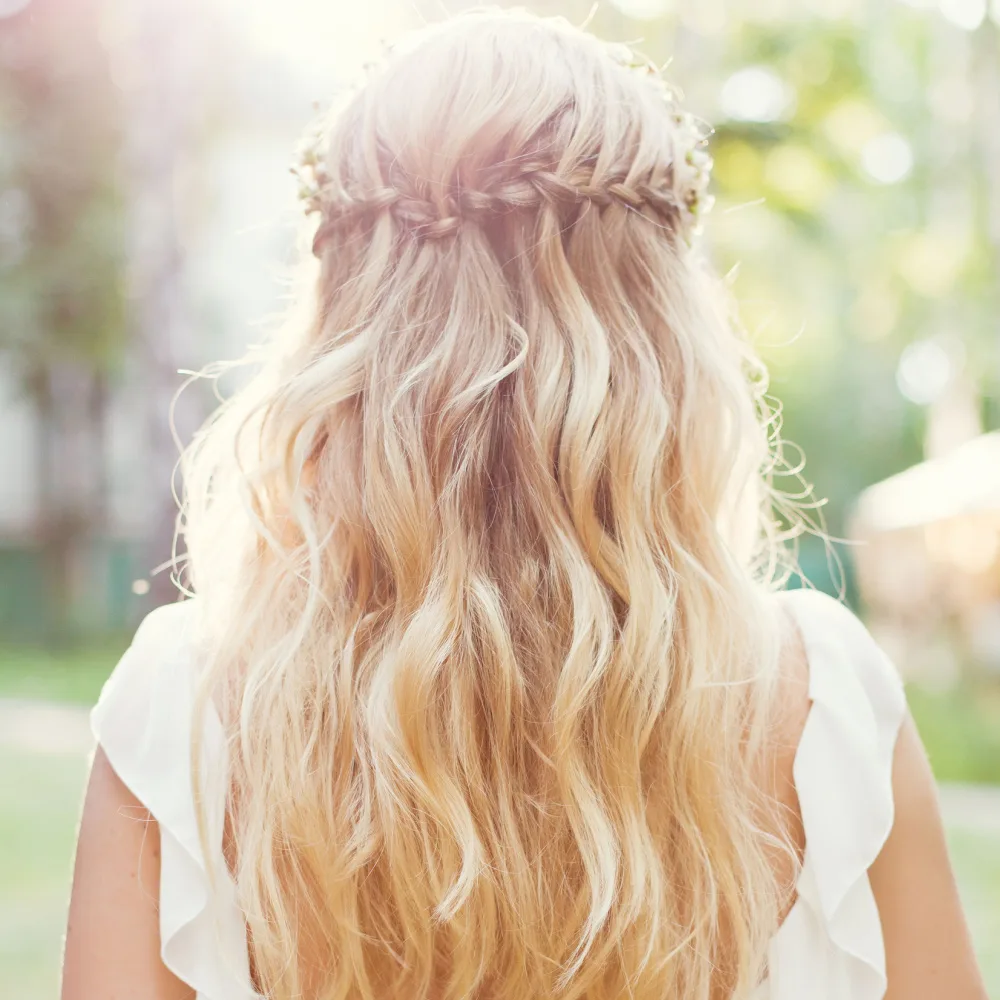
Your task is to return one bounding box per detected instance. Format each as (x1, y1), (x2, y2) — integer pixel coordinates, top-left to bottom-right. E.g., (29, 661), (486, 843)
(1, 0), (999, 995)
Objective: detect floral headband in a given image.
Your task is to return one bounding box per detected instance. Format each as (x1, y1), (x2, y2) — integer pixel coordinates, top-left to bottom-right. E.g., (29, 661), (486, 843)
(292, 40), (715, 252)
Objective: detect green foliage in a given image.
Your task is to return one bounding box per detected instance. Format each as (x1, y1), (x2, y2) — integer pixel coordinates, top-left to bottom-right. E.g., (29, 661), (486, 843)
(0, 0), (126, 380)
(581, 2), (1000, 539)
(710, 20), (999, 532)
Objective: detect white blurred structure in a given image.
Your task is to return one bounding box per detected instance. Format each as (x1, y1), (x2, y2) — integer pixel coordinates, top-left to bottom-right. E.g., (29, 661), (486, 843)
(853, 432), (1000, 534)
(851, 431), (1000, 684)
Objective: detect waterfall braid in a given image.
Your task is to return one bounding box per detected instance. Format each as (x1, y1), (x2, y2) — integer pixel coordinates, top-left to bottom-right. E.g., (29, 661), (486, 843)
(308, 168), (696, 248)
(181, 9), (797, 1000)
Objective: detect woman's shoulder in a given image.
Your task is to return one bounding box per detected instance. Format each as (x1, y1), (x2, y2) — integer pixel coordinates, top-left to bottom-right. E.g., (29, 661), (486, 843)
(774, 587), (906, 720)
(129, 596), (203, 655)
(769, 587), (907, 814)
(90, 597), (212, 813)
(775, 585), (881, 651)
(84, 597), (256, 998)
(761, 586), (906, 786)
(98, 597), (202, 694)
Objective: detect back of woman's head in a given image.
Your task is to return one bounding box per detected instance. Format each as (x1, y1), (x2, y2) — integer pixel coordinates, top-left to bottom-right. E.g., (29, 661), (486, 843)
(182, 9), (792, 1000)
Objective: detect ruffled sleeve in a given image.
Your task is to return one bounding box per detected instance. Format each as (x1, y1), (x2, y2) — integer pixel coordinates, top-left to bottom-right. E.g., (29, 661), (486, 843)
(90, 599), (258, 1000)
(764, 588), (907, 1000)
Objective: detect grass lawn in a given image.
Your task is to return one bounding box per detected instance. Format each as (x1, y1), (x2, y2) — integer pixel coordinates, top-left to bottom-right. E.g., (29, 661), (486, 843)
(0, 746), (90, 999)
(950, 827), (1000, 992)
(909, 682), (1000, 785)
(0, 640), (128, 706)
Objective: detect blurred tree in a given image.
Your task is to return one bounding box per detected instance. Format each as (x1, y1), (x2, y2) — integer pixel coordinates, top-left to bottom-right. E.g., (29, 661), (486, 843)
(0, 0), (126, 640)
(711, 1), (1000, 542)
(106, 0), (212, 610)
(575, 0), (1000, 591)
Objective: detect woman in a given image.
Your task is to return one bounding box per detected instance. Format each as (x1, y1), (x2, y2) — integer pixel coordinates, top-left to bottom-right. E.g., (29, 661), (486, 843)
(63, 9), (986, 1000)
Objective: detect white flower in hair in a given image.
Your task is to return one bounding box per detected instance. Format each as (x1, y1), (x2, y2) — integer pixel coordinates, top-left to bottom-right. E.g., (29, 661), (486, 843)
(293, 41), (715, 246)
(291, 123), (329, 215)
(670, 110), (716, 239)
(605, 41), (715, 242)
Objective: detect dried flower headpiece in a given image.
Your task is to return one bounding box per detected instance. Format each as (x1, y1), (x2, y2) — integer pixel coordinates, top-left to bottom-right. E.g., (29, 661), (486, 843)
(292, 39), (715, 253)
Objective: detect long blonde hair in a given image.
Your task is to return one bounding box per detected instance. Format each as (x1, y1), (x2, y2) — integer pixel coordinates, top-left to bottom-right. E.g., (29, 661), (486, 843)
(181, 10), (795, 1000)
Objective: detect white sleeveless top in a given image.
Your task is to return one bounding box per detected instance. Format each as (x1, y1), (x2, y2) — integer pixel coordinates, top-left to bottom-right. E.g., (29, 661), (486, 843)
(90, 587), (906, 1000)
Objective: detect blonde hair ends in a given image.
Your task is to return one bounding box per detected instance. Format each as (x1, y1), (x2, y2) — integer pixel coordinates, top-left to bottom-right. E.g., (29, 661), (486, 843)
(181, 10), (796, 1000)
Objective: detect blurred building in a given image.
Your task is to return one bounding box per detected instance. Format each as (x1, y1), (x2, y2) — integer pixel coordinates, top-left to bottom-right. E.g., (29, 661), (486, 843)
(0, 0), (342, 639)
(851, 426), (1000, 685)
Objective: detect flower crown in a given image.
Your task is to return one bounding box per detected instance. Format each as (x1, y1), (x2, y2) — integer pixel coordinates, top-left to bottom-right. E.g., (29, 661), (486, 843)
(292, 41), (714, 251)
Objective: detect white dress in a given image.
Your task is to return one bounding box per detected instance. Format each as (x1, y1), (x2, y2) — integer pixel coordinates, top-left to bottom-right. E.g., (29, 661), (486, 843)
(91, 587), (907, 1000)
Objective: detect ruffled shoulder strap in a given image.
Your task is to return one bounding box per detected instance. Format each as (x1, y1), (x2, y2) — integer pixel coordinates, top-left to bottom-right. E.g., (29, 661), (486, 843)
(765, 588), (907, 1000)
(90, 600), (257, 1000)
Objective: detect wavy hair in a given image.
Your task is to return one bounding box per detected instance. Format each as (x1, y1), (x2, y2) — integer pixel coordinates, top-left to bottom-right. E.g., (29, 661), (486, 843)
(181, 10), (797, 1000)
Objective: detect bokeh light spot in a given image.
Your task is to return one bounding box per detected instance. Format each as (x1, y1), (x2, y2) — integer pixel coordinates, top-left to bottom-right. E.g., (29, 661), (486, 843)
(861, 132), (914, 184)
(608, 0), (674, 20)
(853, 282), (901, 341)
(823, 99), (888, 155)
(897, 339), (953, 404)
(713, 139), (765, 193)
(764, 145), (833, 209)
(939, 0), (988, 30)
(896, 230), (967, 296)
(719, 66), (796, 123)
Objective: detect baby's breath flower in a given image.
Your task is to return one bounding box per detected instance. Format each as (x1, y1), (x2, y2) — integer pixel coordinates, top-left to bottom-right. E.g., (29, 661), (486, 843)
(669, 110), (715, 239)
(608, 43), (716, 244)
(291, 125), (330, 215)
(292, 41), (715, 246)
